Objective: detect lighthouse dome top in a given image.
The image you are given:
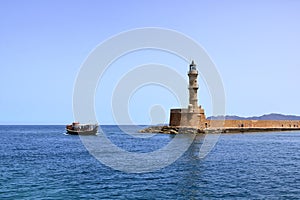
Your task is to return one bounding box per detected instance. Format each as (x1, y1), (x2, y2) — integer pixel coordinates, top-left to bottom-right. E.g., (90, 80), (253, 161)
(189, 60), (197, 71)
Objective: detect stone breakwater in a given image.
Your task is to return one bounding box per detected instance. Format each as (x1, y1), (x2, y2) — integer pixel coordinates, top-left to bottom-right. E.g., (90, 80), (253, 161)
(139, 126), (204, 134)
(139, 126), (300, 134)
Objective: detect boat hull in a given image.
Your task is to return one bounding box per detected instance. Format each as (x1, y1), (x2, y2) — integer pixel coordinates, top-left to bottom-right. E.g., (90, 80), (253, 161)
(66, 128), (98, 135)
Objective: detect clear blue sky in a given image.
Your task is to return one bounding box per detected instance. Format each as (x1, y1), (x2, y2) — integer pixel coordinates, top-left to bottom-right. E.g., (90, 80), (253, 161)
(1, 0), (300, 124)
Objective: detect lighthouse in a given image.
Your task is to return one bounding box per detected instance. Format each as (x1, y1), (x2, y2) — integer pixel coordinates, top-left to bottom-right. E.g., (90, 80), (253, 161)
(169, 60), (207, 128)
(188, 60), (199, 112)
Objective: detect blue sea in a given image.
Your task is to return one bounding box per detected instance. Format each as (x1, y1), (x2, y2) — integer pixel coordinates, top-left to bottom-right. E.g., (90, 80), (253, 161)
(1, 125), (300, 199)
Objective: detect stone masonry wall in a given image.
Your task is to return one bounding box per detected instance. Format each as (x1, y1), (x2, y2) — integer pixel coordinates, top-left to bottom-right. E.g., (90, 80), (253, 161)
(207, 120), (300, 129)
(169, 108), (207, 128)
(170, 109), (300, 130)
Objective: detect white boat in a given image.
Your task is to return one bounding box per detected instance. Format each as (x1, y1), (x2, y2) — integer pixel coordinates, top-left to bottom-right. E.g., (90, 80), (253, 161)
(66, 122), (98, 135)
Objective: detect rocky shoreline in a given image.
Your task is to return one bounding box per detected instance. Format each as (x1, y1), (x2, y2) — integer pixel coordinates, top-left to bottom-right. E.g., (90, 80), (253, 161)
(139, 126), (204, 134)
(139, 126), (300, 134)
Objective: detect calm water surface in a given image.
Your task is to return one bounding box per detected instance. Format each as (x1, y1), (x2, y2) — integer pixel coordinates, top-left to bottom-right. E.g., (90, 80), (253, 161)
(0, 125), (300, 199)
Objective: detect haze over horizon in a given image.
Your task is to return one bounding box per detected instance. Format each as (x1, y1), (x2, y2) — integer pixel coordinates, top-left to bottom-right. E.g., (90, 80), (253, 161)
(1, 0), (300, 125)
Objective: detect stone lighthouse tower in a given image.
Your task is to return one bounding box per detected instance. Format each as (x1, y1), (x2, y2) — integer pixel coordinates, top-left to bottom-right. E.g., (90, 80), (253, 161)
(169, 60), (207, 128)
(188, 60), (199, 112)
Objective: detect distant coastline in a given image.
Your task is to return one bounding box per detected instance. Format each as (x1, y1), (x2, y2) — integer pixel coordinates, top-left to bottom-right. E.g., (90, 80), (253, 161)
(208, 113), (300, 121)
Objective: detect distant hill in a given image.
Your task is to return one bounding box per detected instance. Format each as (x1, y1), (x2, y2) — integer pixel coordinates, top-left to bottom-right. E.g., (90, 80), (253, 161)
(208, 113), (300, 121)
